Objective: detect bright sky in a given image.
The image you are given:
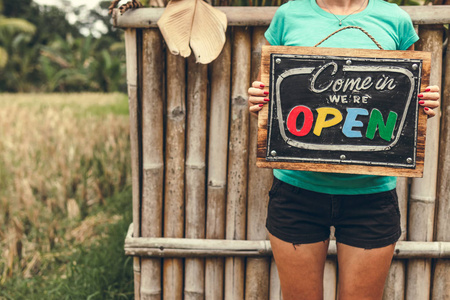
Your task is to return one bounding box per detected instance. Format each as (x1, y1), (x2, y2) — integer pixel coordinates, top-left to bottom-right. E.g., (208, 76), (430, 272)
(33, 0), (103, 9)
(33, 0), (112, 36)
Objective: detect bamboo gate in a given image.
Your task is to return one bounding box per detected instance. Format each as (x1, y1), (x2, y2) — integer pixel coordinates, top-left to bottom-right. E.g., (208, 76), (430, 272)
(113, 6), (450, 300)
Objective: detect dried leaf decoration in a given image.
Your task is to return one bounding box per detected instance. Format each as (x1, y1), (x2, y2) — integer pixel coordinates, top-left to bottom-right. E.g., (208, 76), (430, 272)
(157, 0), (227, 64)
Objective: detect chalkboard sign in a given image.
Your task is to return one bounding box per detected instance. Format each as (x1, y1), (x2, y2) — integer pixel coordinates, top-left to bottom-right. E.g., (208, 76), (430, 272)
(257, 46), (431, 177)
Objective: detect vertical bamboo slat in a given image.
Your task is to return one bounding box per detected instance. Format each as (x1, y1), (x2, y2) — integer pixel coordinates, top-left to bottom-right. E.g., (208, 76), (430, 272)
(324, 227), (337, 297)
(163, 53), (186, 300)
(407, 25), (443, 300)
(204, 34), (231, 300)
(431, 29), (450, 300)
(397, 178), (410, 242)
(323, 258), (337, 300)
(245, 26), (272, 300)
(383, 177), (409, 300)
(184, 55), (208, 300)
(141, 29), (164, 300)
(383, 260), (406, 300)
(205, 35), (231, 300)
(324, 225), (337, 294)
(384, 27), (418, 300)
(125, 28), (142, 300)
(269, 258), (282, 300)
(225, 27), (252, 300)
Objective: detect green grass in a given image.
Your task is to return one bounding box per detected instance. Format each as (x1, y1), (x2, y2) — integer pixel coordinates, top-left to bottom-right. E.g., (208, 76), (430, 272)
(0, 189), (134, 300)
(0, 93), (134, 299)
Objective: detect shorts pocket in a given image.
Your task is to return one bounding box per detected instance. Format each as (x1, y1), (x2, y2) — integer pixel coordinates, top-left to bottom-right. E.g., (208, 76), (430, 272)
(268, 178), (282, 197)
(383, 189), (400, 218)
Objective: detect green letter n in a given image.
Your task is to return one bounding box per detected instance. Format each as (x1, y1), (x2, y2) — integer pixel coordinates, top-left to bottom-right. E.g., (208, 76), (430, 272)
(366, 109), (398, 142)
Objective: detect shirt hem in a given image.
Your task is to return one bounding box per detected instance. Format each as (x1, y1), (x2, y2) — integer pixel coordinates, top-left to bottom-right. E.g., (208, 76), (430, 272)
(273, 171), (397, 195)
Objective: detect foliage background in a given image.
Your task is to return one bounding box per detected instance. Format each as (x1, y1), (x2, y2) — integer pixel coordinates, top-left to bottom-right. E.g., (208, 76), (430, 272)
(0, 0), (126, 93)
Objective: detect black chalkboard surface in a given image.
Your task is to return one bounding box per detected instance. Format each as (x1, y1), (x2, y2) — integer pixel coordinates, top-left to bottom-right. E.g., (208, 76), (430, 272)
(257, 46), (431, 177)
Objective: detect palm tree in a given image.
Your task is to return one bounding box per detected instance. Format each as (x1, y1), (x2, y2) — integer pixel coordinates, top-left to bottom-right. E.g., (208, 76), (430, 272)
(0, 0), (36, 68)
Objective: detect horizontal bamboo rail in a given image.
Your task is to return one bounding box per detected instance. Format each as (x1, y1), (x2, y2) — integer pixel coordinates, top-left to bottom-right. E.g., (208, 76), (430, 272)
(124, 224), (450, 259)
(113, 6), (450, 28)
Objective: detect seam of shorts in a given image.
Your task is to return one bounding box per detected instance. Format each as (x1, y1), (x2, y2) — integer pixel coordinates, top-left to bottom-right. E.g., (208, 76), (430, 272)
(266, 222), (330, 244)
(336, 228), (402, 249)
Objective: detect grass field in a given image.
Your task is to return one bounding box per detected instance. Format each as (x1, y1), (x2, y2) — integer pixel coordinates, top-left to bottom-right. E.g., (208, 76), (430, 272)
(0, 93), (134, 299)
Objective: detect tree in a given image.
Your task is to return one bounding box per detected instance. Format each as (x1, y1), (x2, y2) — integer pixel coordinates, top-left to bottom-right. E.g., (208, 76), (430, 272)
(0, 0), (36, 69)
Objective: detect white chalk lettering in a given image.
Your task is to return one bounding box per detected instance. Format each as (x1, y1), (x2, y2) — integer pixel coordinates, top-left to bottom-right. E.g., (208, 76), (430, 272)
(375, 75), (396, 90)
(311, 63), (379, 94)
(310, 62), (337, 93)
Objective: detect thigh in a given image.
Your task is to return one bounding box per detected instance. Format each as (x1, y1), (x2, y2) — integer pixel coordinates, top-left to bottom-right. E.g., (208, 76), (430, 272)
(269, 233), (329, 300)
(337, 242), (395, 300)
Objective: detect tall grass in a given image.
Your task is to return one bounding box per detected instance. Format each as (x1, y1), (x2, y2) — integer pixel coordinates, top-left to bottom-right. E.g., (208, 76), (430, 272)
(0, 93), (132, 297)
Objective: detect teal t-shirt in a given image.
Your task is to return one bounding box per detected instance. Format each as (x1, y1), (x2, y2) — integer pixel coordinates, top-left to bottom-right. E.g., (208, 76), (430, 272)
(265, 0), (419, 195)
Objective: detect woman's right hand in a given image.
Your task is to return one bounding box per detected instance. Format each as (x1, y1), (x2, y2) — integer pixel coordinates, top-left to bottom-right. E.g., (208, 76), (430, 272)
(248, 81), (269, 116)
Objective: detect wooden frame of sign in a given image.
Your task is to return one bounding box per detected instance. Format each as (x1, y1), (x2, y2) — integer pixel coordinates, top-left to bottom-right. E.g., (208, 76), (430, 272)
(257, 46), (431, 177)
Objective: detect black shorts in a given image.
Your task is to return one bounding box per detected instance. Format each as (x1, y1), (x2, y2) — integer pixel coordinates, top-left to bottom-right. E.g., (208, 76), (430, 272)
(266, 177), (402, 249)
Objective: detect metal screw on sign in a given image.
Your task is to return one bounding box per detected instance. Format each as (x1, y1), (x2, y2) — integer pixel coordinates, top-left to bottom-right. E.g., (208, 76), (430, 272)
(270, 150), (277, 157)
(346, 60), (352, 65)
(407, 157), (413, 164)
(340, 155), (346, 160)
(412, 64), (418, 70)
(276, 58), (281, 64)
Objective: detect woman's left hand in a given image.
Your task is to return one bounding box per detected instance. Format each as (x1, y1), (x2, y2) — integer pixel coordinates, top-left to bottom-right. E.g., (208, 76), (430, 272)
(419, 85), (440, 118)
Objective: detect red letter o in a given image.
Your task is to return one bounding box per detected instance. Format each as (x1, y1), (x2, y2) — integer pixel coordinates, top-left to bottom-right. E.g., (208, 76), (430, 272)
(286, 105), (313, 137)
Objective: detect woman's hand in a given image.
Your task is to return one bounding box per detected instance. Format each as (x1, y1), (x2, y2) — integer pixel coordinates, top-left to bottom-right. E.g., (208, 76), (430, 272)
(419, 85), (440, 118)
(248, 81), (269, 116)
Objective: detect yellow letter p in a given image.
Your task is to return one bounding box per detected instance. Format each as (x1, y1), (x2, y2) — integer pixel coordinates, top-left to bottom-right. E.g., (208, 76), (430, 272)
(313, 107), (343, 136)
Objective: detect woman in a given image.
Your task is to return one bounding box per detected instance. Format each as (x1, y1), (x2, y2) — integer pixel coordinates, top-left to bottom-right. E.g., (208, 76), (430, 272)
(248, 0), (440, 299)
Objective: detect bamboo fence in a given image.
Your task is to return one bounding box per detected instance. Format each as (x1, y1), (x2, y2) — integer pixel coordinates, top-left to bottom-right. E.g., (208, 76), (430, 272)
(115, 7), (450, 300)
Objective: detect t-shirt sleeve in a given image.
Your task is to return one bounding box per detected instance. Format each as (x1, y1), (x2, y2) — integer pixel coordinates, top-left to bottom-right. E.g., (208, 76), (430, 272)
(397, 9), (419, 50)
(264, 3), (289, 46)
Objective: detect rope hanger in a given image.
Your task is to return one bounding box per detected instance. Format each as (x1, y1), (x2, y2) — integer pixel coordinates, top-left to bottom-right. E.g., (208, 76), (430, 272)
(314, 26), (384, 50)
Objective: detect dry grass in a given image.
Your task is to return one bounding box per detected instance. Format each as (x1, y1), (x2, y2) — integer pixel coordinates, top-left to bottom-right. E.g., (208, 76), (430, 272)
(0, 93), (131, 283)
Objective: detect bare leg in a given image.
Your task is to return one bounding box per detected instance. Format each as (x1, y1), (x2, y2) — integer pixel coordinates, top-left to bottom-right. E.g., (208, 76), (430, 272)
(337, 242), (395, 300)
(269, 233), (329, 300)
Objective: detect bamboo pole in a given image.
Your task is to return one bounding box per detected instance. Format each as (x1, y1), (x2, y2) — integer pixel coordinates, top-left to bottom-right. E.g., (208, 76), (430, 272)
(225, 27), (251, 300)
(269, 258), (282, 300)
(431, 27), (450, 300)
(383, 26), (419, 300)
(324, 223), (337, 297)
(383, 177), (409, 300)
(141, 29), (164, 300)
(324, 240), (336, 300)
(112, 7), (450, 29)
(124, 228), (450, 259)
(324, 220), (337, 296)
(124, 28), (142, 300)
(184, 54), (208, 300)
(407, 25), (443, 300)
(397, 178), (410, 242)
(162, 53), (186, 300)
(246, 26), (272, 300)
(383, 259), (406, 300)
(205, 33), (231, 300)
(323, 258), (337, 300)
